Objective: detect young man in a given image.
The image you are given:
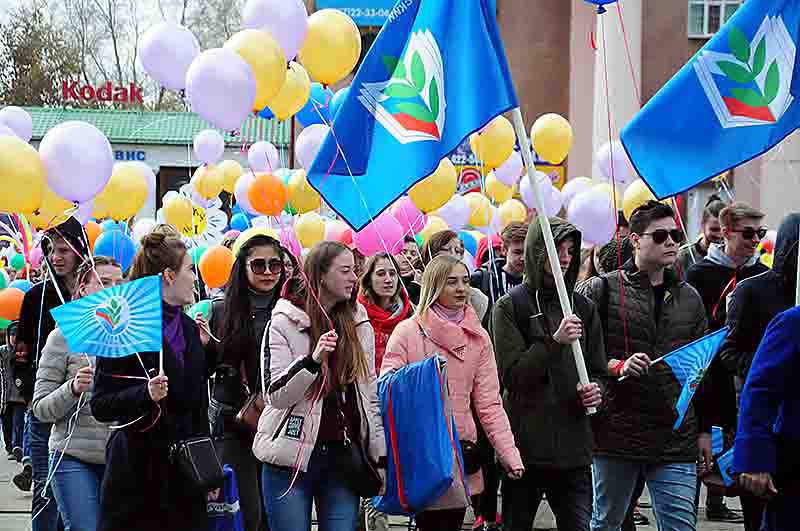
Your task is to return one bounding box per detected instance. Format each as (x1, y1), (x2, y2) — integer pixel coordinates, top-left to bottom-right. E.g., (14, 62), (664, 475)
(396, 235), (422, 305)
(578, 201), (709, 531)
(676, 195), (726, 277)
(493, 218), (606, 531)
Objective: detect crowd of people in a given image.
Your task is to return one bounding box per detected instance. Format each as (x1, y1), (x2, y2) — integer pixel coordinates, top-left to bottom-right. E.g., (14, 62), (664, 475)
(0, 197), (797, 531)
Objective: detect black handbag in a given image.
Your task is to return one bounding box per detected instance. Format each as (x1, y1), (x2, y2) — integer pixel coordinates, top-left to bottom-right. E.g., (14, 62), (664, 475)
(170, 436), (225, 493)
(336, 389), (382, 498)
(459, 439), (483, 475)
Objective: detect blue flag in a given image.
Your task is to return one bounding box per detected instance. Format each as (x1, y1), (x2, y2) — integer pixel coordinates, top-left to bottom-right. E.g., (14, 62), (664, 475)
(716, 448), (736, 487)
(621, 0), (800, 198)
(663, 327), (729, 430)
(307, 0), (518, 230)
(50, 275), (163, 358)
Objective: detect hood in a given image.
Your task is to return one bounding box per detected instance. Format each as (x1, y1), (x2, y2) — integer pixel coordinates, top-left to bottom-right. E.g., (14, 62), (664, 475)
(272, 298), (310, 330)
(706, 242), (760, 270)
(524, 218), (582, 293)
(474, 234), (503, 267)
(773, 213), (800, 275)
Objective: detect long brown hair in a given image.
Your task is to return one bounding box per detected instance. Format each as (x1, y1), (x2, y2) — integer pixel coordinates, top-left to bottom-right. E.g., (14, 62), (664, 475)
(304, 241), (369, 391)
(128, 229), (187, 281)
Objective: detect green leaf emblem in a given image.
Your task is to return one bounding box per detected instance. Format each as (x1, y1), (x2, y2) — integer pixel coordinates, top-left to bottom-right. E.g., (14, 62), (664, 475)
(429, 79), (440, 118)
(764, 61), (780, 103)
(731, 88), (768, 108)
(383, 83), (418, 99)
(728, 26), (751, 63)
(752, 37), (767, 75)
(717, 61), (755, 84)
(394, 102), (436, 123)
(411, 51), (426, 92)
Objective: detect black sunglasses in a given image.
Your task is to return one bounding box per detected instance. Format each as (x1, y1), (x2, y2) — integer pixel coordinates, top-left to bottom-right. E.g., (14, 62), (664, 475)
(248, 258), (283, 275)
(640, 229), (685, 245)
(731, 227), (768, 240)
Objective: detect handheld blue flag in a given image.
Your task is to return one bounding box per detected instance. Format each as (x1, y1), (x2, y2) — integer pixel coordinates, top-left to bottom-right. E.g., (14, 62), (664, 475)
(663, 327), (729, 430)
(621, 0), (800, 199)
(307, 0), (518, 230)
(50, 275), (162, 358)
(717, 448), (736, 487)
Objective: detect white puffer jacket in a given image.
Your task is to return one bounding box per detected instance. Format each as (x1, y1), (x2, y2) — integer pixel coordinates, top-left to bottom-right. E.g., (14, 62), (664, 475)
(252, 299), (386, 472)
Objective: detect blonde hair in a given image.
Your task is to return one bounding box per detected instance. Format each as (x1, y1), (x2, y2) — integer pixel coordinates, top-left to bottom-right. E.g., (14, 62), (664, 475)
(719, 202), (765, 229)
(416, 255), (469, 317)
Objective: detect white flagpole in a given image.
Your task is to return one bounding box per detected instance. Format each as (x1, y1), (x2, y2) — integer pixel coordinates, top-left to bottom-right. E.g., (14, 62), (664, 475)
(510, 108), (596, 415)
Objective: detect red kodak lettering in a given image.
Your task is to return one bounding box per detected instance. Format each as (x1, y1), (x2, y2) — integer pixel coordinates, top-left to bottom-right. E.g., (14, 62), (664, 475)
(113, 86), (128, 102)
(128, 83), (143, 104)
(97, 82), (113, 101)
(62, 81), (79, 100)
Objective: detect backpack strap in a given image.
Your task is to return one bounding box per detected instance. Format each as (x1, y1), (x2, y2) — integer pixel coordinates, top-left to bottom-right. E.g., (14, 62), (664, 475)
(509, 284), (535, 347)
(259, 320), (272, 396)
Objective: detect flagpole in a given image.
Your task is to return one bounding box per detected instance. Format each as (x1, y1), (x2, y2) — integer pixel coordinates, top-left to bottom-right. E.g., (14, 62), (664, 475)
(511, 108), (595, 415)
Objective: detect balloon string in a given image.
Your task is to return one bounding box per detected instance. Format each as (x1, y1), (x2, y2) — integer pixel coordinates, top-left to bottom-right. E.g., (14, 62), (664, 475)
(615, 0), (641, 106)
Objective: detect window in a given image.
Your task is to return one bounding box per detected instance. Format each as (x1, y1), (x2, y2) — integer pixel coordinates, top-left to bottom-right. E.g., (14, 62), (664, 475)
(688, 1), (743, 38)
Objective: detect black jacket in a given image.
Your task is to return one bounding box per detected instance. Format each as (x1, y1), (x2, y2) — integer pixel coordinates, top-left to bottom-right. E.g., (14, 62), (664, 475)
(91, 314), (214, 531)
(719, 213), (800, 379)
(471, 257), (522, 330)
(578, 262), (708, 462)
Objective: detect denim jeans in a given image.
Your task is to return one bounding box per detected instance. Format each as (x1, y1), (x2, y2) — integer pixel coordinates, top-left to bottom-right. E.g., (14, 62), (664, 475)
(23, 409), (31, 461)
(6, 403), (25, 449)
(30, 413), (59, 531)
(591, 457), (697, 531)
(49, 451), (104, 531)
(261, 444), (360, 531)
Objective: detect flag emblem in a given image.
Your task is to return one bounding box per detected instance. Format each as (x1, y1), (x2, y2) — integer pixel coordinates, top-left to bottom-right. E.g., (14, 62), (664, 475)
(359, 29), (446, 144)
(94, 296), (130, 336)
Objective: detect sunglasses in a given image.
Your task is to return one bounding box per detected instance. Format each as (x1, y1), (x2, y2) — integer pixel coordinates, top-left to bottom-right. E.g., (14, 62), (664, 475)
(731, 227), (768, 240)
(248, 258), (284, 275)
(640, 229), (685, 245)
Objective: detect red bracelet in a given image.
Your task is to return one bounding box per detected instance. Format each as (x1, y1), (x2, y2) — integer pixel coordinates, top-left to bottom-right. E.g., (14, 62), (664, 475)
(611, 360), (625, 377)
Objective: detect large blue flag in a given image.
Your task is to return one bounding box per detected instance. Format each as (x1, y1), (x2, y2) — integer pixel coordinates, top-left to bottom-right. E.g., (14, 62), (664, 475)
(621, 0), (800, 198)
(663, 327), (729, 430)
(307, 0), (518, 230)
(50, 275), (163, 358)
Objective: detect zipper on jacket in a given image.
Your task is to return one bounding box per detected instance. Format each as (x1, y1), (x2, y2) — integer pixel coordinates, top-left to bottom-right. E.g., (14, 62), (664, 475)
(271, 405), (296, 441)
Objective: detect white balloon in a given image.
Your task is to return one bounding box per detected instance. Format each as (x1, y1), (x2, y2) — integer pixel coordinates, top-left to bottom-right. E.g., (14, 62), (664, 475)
(133, 162), (157, 204)
(561, 178), (593, 209)
(0, 106), (32, 142)
(193, 129), (225, 164)
(185, 48), (256, 131)
(132, 218), (157, 242)
(493, 151), (523, 187)
(295, 124), (329, 170)
(568, 188), (616, 246)
(0, 124), (17, 138)
(519, 172), (564, 217)
(433, 195), (471, 232)
(139, 23), (200, 91)
(242, 0), (309, 60)
(595, 140), (637, 185)
(247, 141), (280, 172)
(234, 173), (259, 215)
(462, 250), (476, 274)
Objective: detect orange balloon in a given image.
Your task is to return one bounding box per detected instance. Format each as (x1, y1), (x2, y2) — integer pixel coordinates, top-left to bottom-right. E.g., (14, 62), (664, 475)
(247, 172), (287, 216)
(0, 288), (25, 320)
(198, 245), (235, 289)
(84, 221), (101, 251)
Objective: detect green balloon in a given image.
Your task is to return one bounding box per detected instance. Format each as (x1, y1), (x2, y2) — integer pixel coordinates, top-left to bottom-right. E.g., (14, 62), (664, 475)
(414, 234), (424, 248)
(0, 271), (8, 290)
(0, 318), (10, 331)
(187, 300), (211, 320)
(10, 254), (25, 271)
(190, 245), (208, 265)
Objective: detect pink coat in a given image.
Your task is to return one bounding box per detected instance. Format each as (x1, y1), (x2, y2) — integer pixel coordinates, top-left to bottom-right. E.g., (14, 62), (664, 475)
(381, 306), (522, 509)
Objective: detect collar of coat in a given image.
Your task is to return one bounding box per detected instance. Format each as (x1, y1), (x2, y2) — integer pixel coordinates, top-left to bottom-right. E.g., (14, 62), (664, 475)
(621, 259), (682, 292)
(415, 305), (485, 361)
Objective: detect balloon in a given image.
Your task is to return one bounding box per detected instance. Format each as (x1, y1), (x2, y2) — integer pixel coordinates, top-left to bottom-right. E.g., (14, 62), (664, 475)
(234, 173), (259, 215)
(248, 172), (287, 216)
(295, 212), (326, 248)
(287, 170), (321, 214)
(248, 141), (280, 173)
(131, 218), (156, 243)
(185, 48), (256, 131)
(459, 231), (478, 257)
(0, 270), (8, 290)
(199, 245), (235, 288)
(0, 288), (25, 320)
(219, 160), (243, 193)
(230, 213), (251, 232)
(193, 129), (225, 164)
(139, 23), (200, 91)
(466, 192), (493, 227)
(519, 172), (564, 217)
(27, 186), (74, 230)
(28, 247), (43, 269)
(391, 197), (426, 236)
(325, 219), (351, 243)
(470, 116), (515, 170)
(242, 0), (309, 61)
(75, 201), (94, 226)
(188, 299), (212, 321)
(623, 179), (658, 221)
(434, 195), (471, 232)
(760, 252), (774, 268)
(93, 230), (136, 271)
(531, 113), (573, 164)
(561, 177), (593, 209)
(10, 253), (25, 271)
(485, 172), (513, 204)
(296, 124), (329, 170)
(409, 159), (457, 213)
(474, 205), (504, 236)
(498, 199), (528, 228)
(223, 230), (241, 240)
(328, 87), (349, 120)
(594, 183), (625, 211)
(354, 213), (405, 256)
(189, 245), (208, 264)
(568, 188), (617, 246)
(162, 195), (193, 231)
(0, 135), (45, 214)
(93, 163), (148, 221)
(269, 61), (311, 121)
(100, 219), (124, 233)
(298, 9), (361, 86)
(595, 140), (637, 185)
(0, 107), (32, 142)
(418, 216), (449, 244)
(85, 221), (102, 249)
(296, 83), (333, 127)
(0, 124), (16, 138)
(9, 279), (32, 293)
(191, 164), (225, 200)
(224, 29), (287, 111)
(494, 151), (524, 187)
(278, 226), (302, 259)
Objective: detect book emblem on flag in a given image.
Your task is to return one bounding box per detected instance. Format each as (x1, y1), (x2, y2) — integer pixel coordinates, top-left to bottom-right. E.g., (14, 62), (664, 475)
(694, 15), (796, 128)
(95, 296), (130, 336)
(359, 29), (446, 144)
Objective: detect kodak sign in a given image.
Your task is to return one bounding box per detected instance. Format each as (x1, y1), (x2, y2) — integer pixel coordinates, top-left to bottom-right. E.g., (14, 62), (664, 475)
(62, 81), (144, 104)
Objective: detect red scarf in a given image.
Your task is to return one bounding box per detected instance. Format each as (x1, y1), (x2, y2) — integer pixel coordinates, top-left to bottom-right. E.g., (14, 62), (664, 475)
(358, 291), (411, 374)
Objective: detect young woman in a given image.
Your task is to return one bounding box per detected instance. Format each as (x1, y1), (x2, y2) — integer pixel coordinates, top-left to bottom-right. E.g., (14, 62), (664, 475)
(209, 234), (286, 531)
(32, 257), (123, 531)
(357, 253), (411, 374)
(253, 241), (386, 531)
(91, 230), (214, 531)
(382, 255), (524, 531)
(281, 246), (299, 279)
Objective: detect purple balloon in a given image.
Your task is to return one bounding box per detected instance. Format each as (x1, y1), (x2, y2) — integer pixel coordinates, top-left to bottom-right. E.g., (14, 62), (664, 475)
(40, 121), (113, 203)
(242, 0), (308, 60)
(234, 172), (258, 215)
(354, 212), (405, 256)
(0, 106), (32, 142)
(595, 140), (637, 186)
(493, 151), (523, 187)
(561, 178), (593, 209)
(139, 23), (200, 91)
(434, 195), (470, 231)
(519, 173), (564, 217)
(391, 197), (426, 236)
(75, 201), (94, 225)
(193, 129), (225, 164)
(186, 48), (256, 131)
(295, 124), (329, 170)
(567, 188), (616, 246)
(247, 141), (280, 172)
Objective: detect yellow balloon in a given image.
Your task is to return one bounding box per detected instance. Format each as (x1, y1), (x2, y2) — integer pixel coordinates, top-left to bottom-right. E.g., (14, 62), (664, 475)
(224, 29), (287, 111)
(270, 61), (312, 121)
(485, 172), (513, 204)
(233, 227), (279, 256)
(288, 170), (321, 214)
(28, 187), (74, 230)
(760, 252), (773, 268)
(409, 158), (457, 213)
(94, 163), (148, 221)
(299, 9), (361, 86)
(498, 199), (527, 228)
(295, 212), (326, 248)
(192, 164), (225, 200)
(471, 116), (515, 170)
(623, 179), (663, 221)
(418, 216), (449, 244)
(163, 195), (193, 231)
(466, 192), (493, 227)
(593, 183), (625, 211)
(531, 113), (573, 164)
(219, 160), (243, 193)
(0, 136), (46, 215)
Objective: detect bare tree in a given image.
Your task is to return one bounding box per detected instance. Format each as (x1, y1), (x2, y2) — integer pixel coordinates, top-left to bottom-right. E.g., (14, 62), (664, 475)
(186, 0), (244, 49)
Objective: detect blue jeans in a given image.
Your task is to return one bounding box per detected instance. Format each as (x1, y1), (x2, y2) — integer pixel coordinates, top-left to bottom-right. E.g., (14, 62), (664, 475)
(50, 451), (104, 531)
(23, 408), (31, 461)
(591, 456), (697, 531)
(261, 444), (360, 531)
(9, 403), (25, 449)
(30, 413), (59, 531)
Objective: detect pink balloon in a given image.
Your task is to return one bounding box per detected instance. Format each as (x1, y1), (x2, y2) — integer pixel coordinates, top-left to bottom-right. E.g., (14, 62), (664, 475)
(325, 219), (350, 243)
(434, 195), (470, 231)
(186, 48), (256, 131)
(248, 141), (280, 172)
(493, 151), (523, 187)
(242, 0), (309, 60)
(193, 129), (225, 164)
(567, 188), (616, 246)
(224, 230), (241, 239)
(391, 197), (426, 236)
(29, 246), (43, 269)
(595, 140), (637, 186)
(278, 226), (302, 258)
(295, 124), (329, 170)
(353, 213), (404, 256)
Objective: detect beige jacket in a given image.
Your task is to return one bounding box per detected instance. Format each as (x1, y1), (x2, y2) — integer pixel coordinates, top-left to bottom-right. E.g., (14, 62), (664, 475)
(252, 299), (387, 471)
